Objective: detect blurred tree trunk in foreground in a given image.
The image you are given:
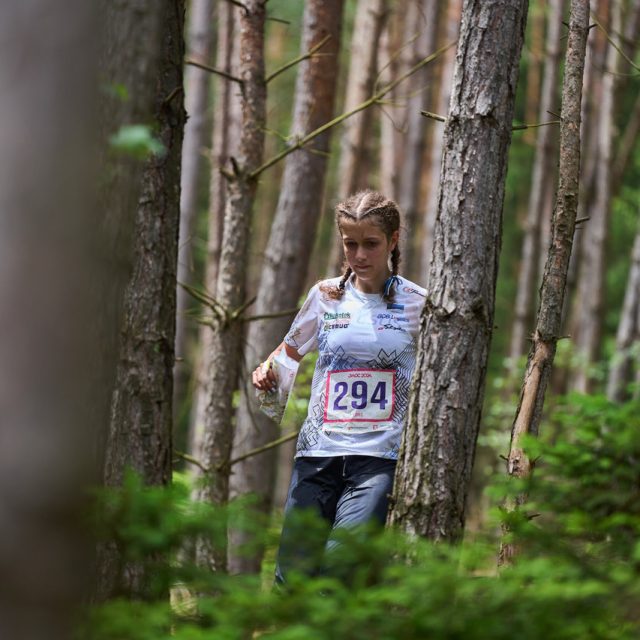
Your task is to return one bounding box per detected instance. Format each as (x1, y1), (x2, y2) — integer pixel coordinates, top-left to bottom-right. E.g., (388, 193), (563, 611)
(100, 0), (186, 599)
(189, 2), (240, 464)
(194, 0), (267, 574)
(327, 0), (388, 276)
(229, 0), (345, 574)
(500, 0), (590, 564)
(388, 0), (529, 541)
(509, 0), (565, 363)
(0, 3), (102, 638)
(607, 229), (640, 402)
(174, 0), (215, 433)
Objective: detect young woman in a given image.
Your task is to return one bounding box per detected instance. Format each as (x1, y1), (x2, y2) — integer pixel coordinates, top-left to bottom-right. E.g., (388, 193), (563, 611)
(252, 190), (425, 585)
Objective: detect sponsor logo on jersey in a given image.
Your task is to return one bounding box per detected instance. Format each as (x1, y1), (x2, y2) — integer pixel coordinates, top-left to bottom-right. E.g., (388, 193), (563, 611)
(387, 303), (405, 310)
(324, 312), (350, 320)
(402, 286), (425, 297)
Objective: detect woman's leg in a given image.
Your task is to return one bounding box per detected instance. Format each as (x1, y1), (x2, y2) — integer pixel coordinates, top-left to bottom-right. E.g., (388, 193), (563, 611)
(274, 456), (343, 586)
(323, 456), (396, 578)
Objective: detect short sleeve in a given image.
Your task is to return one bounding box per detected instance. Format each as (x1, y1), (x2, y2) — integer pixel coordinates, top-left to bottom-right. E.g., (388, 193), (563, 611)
(284, 284), (320, 356)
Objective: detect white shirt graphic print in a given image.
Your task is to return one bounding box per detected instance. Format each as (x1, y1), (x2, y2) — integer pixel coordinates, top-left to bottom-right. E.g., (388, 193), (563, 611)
(284, 275), (425, 460)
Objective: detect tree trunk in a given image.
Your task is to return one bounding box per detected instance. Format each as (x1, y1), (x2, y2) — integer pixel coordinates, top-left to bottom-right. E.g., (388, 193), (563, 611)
(174, 0), (214, 433)
(572, 0), (618, 393)
(421, 0), (462, 276)
(388, 0), (529, 541)
(327, 0), (388, 276)
(100, 0), (186, 599)
(229, 0), (344, 575)
(509, 0), (565, 362)
(398, 0), (441, 279)
(522, 0), (546, 145)
(500, 0), (590, 565)
(378, 4), (407, 202)
(607, 230), (640, 402)
(194, 0), (267, 574)
(0, 4), (101, 637)
(189, 1), (240, 463)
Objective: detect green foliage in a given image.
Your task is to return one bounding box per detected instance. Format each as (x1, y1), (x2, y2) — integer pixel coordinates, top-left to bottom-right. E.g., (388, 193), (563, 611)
(109, 125), (165, 158)
(81, 396), (639, 639)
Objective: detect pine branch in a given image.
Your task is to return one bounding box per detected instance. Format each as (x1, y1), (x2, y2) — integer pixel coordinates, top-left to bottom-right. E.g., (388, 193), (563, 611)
(266, 34), (332, 84)
(590, 10), (640, 72)
(184, 58), (243, 83)
(422, 110), (561, 131)
(228, 431), (300, 466)
(242, 307), (301, 322)
(251, 40), (456, 179)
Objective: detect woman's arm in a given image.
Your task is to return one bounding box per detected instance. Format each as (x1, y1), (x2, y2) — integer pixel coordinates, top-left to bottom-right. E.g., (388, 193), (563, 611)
(251, 341), (303, 391)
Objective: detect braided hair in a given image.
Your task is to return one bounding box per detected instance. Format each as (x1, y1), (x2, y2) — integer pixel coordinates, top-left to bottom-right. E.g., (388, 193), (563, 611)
(322, 190), (402, 302)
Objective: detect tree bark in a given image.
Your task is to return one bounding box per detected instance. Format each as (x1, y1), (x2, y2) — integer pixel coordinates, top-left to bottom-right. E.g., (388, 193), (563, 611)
(509, 0), (565, 362)
(228, 0), (344, 575)
(194, 0), (267, 574)
(174, 0), (214, 431)
(327, 0), (388, 276)
(388, 0), (529, 541)
(100, 0), (186, 598)
(500, 0), (590, 565)
(189, 1), (240, 463)
(0, 3), (101, 637)
(398, 0), (441, 279)
(607, 229), (640, 402)
(420, 0), (462, 276)
(572, 0), (618, 393)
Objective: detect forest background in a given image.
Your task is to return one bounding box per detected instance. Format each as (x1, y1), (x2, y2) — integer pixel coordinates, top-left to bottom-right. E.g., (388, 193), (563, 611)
(0, 0), (639, 638)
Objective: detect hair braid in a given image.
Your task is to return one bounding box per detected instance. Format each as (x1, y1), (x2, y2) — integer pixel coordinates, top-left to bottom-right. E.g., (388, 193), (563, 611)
(338, 265), (352, 297)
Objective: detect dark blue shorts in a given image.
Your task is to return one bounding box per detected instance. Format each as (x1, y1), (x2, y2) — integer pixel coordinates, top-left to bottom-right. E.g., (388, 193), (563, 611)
(275, 455), (396, 585)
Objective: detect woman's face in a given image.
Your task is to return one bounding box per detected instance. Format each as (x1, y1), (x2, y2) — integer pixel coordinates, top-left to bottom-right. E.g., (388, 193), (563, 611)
(340, 218), (399, 290)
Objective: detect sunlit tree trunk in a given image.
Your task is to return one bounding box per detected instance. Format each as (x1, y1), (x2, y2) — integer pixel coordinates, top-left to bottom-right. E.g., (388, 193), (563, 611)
(194, 0), (267, 574)
(607, 229), (640, 402)
(572, 0), (618, 393)
(229, 0), (344, 574)
(398, 0), (440, 279)
(421, 0), (462, 276)
(509, 0), (565, 362)
(189, 1), (239, 465)
(388, 0), (529, 541)
(101, 0), (186, 598)
(500, 0), (590, 564)
(327, 0), (388, 276)
(0, 3), (100, 637)
(174, 0), (214, 431)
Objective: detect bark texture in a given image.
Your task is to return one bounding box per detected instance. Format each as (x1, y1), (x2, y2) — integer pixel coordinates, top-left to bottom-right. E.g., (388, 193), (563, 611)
(500, 0), (590, 565)
(174, 0), (214, 425)
(509, 0), (565, 361)
(229, 0), (344, 574)
(0, 3), (100, 637)
(607, 230), (640, 402)
(194, 0), (267, 574)
(101, 0), (186, 598)
(327, 0), (388, 276)
(388, 0), (529, 541)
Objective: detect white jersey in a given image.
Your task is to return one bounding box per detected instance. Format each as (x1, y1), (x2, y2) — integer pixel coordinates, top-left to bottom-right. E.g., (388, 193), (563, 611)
(284, 274), (425, 460)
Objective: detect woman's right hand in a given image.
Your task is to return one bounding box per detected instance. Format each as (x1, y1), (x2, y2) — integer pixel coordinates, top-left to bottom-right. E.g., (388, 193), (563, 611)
(252, 359), (277, 392)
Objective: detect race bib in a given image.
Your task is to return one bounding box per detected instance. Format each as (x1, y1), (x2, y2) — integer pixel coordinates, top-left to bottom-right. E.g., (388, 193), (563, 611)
(323, 369), (395, 432)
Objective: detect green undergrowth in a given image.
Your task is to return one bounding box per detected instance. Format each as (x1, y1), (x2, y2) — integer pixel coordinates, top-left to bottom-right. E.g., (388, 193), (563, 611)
(80, 394), (640, 639)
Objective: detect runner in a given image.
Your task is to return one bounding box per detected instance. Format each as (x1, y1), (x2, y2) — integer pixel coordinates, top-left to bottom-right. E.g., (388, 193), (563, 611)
(252, 190), (425, 585)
